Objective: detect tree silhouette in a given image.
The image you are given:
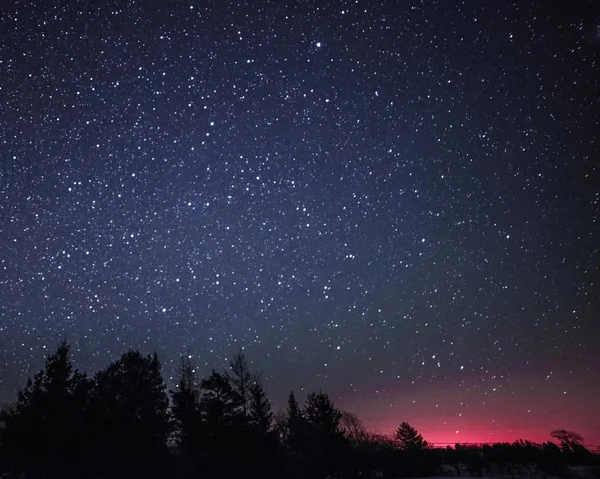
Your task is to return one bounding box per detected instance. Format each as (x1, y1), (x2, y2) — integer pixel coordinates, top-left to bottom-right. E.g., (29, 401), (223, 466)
(0, 341), (92, 479)
(249, 381), (273, 434)
(197, 369), (245, 479)
(288, 390), (301, 418)
(303, 392), (349, 478)
(281, 391), (309, 478)
(6, 342), (598, 479)
(394, 421), (428, 451)
(550, 428), (584, 452)
(171, 356), (201, 448)
(200, 369), (241, 424)
(224, 348), (259, 418)
(272, 409), (288, 442)
(246, 382), (279, 479)
(341, 410), (368, 442)
(170, 356), (202, 478)
(91, 350), (171, 479)
(304, 391), (343, 436)
(282, 390), (309, 451)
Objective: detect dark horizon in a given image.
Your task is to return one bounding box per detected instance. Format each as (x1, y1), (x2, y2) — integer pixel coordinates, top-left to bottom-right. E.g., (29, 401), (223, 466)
(3, 343), (597, 479)
(2, 341), (598, 450)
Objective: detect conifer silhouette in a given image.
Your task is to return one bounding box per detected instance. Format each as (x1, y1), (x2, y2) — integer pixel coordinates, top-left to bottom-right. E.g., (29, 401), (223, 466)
(0, 342), (92, 479)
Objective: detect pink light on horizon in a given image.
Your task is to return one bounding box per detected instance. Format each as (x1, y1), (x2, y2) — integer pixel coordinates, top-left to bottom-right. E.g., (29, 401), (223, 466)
(336, 368), (600, 452)
(370, 417), (600, 449)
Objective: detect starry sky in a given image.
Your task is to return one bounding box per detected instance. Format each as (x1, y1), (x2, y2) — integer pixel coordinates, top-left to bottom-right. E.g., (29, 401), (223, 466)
(1, 0), (599, 447)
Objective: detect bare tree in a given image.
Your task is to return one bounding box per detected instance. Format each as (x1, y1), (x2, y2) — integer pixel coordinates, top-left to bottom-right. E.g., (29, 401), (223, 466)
(550, 429), (584, 452)
(340, 410), (368, 441)
(272, 410), (288, 442)
(224, 348), (259, 417)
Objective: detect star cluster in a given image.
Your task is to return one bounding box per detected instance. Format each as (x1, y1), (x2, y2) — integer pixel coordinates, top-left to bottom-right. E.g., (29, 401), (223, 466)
(1, 0), (599, 445)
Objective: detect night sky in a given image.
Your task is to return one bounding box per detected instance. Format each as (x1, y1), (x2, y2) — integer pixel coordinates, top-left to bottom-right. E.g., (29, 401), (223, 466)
(1, 0), (599, 446)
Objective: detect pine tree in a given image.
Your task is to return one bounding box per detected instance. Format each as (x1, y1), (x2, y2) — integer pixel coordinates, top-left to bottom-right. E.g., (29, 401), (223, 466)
(286, 390), (304, 451)
(249, 382), (273, 435)
(198, 369), (247, 479)
(170, 356), (203, 478)
(288, 390), (300, 420)
(171, 356), (201, 453)
(0, 342), (92, 479)
(303, 392), (347, 479)
(394, 422), (428, 451)
(200, 369), (241, 422)
(245, 382), (279, 479)
(304, 391), (343, 437)
(91, 350), (171, 479)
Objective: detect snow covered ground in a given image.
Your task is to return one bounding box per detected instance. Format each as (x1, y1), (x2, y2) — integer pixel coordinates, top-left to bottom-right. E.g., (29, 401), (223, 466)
(400, 471), (598, 479)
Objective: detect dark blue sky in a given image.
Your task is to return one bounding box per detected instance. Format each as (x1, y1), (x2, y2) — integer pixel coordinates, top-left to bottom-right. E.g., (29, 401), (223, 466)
(1, 0), (599, 444)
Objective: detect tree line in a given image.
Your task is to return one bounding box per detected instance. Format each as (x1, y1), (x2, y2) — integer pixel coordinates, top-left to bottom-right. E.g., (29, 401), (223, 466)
(0, 343), (597, 479)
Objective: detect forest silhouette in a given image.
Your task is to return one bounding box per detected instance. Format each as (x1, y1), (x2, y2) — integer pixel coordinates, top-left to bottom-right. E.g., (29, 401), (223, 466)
(0, 343), (598, 479)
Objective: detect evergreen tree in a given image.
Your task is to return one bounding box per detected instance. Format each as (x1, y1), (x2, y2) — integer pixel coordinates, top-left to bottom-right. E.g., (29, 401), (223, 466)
(91, 350), (171, 479)
(304, 391), (343, 437)
(394, 421), (428, 451)
(246, 382), (279, 479)
(199, 355), (276, 479)
(171, 355), (201, 452)
(304, 392), (348, 479)
(170, 356), (202, 478)
(0, 342), (92, 479)
(288, 390), (301, 420)
(281, 391), (307, 479)
(249, 382), (273, 435)
(200, 369), (242, 423)
(198, 369), (244, 478)
(286, 390), (305, 451)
